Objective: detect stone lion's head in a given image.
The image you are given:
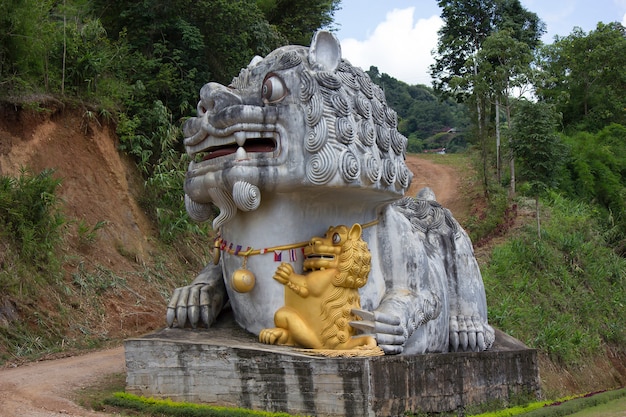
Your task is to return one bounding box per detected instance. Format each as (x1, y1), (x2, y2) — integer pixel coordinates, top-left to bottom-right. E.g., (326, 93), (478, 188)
(183, 31), (412, 229)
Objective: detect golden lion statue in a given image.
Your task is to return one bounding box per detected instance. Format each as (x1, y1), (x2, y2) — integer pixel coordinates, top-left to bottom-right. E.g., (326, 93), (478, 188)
(259, 223), (377, 351)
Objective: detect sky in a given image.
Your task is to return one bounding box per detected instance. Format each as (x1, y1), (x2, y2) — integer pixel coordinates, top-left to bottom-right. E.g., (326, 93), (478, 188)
(333, 0), (626, 86)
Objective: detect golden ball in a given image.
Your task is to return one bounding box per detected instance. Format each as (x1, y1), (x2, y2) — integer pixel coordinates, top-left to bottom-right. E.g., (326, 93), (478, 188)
(231, 269), (256, 293)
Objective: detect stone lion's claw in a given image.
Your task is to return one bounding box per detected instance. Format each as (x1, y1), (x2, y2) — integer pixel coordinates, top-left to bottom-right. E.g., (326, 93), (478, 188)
(449, 315), (494, 352)
(165, 264), (226, 329)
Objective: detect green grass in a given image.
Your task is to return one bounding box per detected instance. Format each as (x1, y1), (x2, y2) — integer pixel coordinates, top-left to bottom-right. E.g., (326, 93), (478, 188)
(567, 396), (626, 416)
(74, 372), (127, 412)
(466, 388), (626, 417)
(482, 191), (626, 364)
(103, 392), (308, 416)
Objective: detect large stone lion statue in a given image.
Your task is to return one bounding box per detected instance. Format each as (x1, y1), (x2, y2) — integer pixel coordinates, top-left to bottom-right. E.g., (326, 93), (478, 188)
(166, 31), (494, 354)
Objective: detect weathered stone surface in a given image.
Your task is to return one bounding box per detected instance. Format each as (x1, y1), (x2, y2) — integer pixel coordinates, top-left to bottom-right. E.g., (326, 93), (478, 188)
(168, 30), (494, 355)
(125, 314), (539, 417)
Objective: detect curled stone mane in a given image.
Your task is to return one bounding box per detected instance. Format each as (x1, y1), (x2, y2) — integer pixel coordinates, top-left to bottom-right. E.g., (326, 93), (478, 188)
(300, 56), (411, 192)
(394, 197), (460, 237)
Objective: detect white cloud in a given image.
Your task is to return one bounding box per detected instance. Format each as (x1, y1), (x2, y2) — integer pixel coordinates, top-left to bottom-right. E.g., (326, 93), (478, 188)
(623, 12), (626, 25)
(339, 8), (443, 86)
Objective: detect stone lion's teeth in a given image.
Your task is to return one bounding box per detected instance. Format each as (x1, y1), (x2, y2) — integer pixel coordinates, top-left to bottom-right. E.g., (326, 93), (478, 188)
(235, 131), (246, 146)
(235, 147), (248, 160)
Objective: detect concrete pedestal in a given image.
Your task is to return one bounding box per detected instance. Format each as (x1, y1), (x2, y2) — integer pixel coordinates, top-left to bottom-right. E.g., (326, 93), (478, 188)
(125, 313), (539, 417)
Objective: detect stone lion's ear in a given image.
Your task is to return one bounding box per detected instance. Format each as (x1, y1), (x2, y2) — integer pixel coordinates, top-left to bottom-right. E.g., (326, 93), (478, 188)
(348, 223), (362, 240)
(309, 30), (341, 72)
(248, 55), (263, 68)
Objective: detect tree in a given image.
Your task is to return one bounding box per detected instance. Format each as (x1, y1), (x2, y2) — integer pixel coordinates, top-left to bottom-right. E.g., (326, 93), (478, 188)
(510, 100), (567, 238)
(535, 22), (626, 132)
(431, 0), (544, 193)
(477, 29), (533, 191)
(256, 0), (340, 46)
(0, 0), (57, 91)
(90, 0), (287, 171)
(558, 124), (626, 254)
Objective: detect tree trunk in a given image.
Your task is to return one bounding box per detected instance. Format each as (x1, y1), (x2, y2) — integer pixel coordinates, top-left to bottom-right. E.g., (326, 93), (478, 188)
(535, 195), (541, 239)
(510, 158), (516, 196)
(478, 98), (489, 196)
(505, 95), (515, 197)
(495, 95), (501, 184)
(61, 1), (66, 96)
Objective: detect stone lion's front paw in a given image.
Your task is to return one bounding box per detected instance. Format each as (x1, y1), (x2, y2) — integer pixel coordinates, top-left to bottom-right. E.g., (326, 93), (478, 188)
(350, 309), (406, 354)
(165, 263), (226, 329)
(449, 315), (494, 352)
(259, 328), (290, 345)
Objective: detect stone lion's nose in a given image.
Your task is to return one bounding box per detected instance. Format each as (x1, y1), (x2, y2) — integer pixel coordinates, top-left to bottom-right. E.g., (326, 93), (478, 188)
(197, 82), (242, 115)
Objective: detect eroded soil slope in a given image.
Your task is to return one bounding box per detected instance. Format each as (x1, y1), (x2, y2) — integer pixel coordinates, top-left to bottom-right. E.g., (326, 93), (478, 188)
(0, 104), (198, 359)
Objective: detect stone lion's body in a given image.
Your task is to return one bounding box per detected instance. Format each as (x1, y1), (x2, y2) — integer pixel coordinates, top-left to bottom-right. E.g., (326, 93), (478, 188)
(168, 31), (495, 354)
(260, 224), (376, 350)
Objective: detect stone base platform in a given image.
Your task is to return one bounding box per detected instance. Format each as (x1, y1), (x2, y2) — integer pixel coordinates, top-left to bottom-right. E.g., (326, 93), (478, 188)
(125, 313), (540, 417)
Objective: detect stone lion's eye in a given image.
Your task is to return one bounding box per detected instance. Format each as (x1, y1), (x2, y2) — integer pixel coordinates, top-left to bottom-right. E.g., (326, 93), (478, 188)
(262, 75), (287, 103)
(332, 233), (341, 244)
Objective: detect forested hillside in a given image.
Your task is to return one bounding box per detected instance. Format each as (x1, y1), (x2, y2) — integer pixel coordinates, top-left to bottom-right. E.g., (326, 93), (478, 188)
(1, 0), (625, 404)
(366, 67), (471, 153)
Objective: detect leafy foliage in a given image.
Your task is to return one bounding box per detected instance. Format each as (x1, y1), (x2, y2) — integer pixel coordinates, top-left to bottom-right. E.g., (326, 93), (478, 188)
(431, 0), (544, 102)
(558, 124), (626, 254)
(0, 0), (57, 92)
(257, 0), (340, 46)
(0, 168), (65, 269)
(366, 66), (470, 152)
(536, 22), (626, 132)
(510, 101), (567, 198)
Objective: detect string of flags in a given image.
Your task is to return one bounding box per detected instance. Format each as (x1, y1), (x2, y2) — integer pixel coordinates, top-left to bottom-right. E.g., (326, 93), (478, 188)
(217, 237), (306, 262)
(212, 219), (379, 264)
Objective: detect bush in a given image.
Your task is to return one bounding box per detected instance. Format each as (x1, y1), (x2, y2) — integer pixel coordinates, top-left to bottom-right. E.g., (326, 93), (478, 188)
(0, 168), (65, 269)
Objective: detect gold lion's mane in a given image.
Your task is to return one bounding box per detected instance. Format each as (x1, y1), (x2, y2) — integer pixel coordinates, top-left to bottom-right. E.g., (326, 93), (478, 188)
(319, 232), (371, 347)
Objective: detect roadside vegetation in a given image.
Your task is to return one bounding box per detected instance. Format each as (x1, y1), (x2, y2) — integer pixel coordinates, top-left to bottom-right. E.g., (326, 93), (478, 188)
(1, 0), (625, 416)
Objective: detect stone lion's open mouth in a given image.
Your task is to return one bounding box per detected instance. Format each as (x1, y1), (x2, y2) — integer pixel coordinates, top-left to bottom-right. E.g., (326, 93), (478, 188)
(195, 137), (277, 162)
(187, 131), (279, 163)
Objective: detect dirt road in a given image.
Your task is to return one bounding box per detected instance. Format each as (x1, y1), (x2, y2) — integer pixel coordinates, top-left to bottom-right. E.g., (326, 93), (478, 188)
(0, 156), (461, 417)
(0, 347), (125, 417)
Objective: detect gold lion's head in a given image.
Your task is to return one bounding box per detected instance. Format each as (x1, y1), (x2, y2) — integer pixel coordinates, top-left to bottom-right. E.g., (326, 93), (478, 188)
(303, 223), (371, 289)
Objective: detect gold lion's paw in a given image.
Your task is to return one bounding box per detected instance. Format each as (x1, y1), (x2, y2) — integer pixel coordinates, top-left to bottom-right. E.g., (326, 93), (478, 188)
(259, 327), (290, 345)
